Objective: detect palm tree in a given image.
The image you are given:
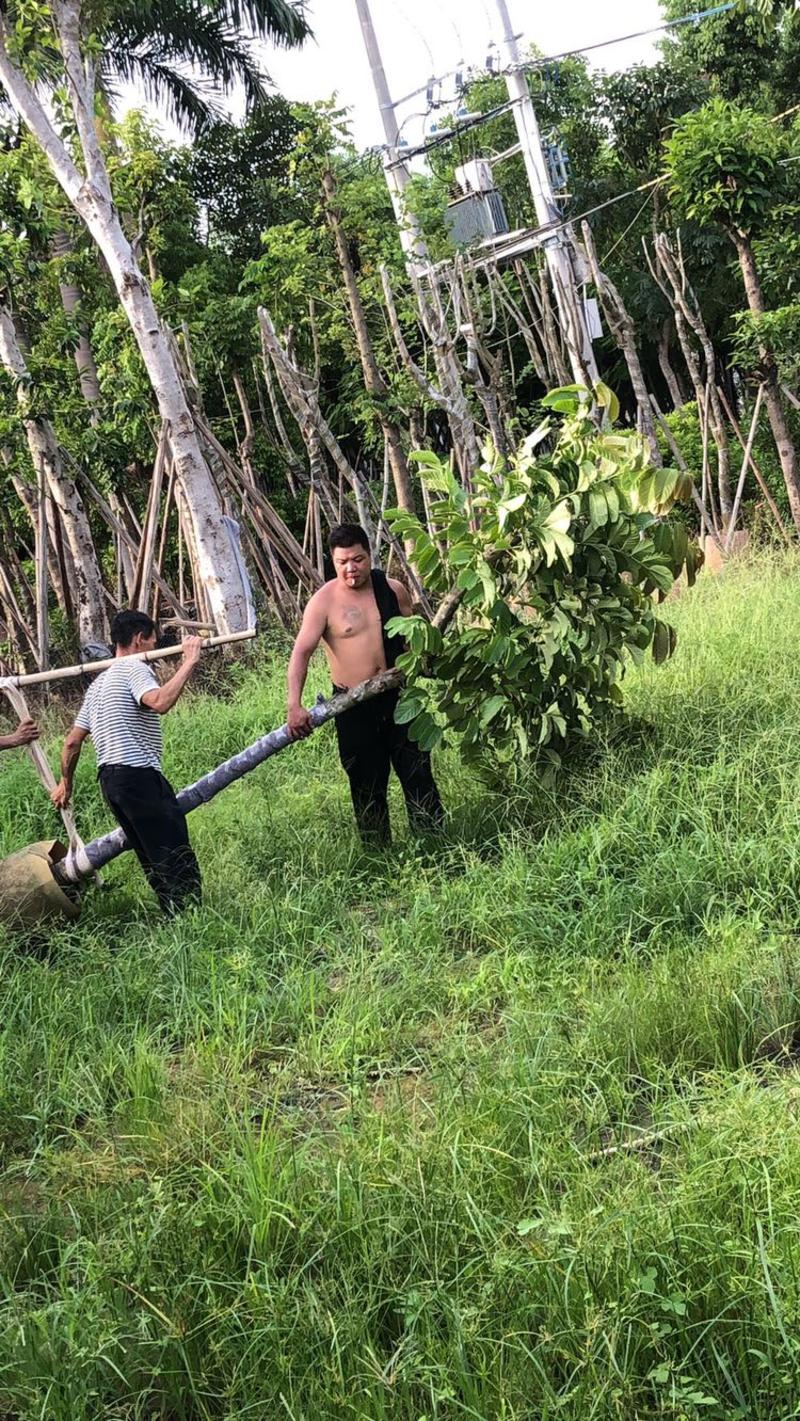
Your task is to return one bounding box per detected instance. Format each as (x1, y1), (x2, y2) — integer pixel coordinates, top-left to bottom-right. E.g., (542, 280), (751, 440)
(52, 0), (310, 429)
(0, 0), (309, 636)
(105, 0), (308, 133)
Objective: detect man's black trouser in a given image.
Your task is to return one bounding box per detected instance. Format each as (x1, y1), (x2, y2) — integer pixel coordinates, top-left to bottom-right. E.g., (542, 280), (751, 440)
(98, 764), (201, 915)
(333, 686), (444, 846)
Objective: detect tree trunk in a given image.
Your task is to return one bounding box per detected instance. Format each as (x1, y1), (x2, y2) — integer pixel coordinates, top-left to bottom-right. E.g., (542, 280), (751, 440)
(731, 229), (800, 533)
(380, 264), (481, 481)
(582, 222), (661, 465)
(81, 219), (251, 631)
(51, 228), (102, 416)
(648, 235), (733, 526)
(0, 8), (253, 634)
(0, 301), (107, 644)
(658, 318), (685, 411)
(321, 169), (415, 516)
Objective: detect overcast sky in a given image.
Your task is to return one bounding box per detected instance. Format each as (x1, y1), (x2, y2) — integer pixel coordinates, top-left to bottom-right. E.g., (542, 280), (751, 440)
(122, 0), (666, 149)
(262, 0), (665, 148)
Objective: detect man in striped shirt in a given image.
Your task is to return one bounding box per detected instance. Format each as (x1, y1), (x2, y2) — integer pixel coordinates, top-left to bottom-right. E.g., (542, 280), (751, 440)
(51, 609), (203, 915)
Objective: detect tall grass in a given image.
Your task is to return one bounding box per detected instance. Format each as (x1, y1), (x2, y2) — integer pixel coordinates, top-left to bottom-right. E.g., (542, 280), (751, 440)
(2, 557), (800, 1417)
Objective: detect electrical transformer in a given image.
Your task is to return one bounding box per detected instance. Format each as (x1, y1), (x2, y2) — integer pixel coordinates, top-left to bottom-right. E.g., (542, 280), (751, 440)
(445, 160), (510, 248)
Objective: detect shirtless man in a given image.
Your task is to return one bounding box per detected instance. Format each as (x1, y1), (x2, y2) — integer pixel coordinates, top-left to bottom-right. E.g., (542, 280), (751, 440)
(287, 523), (443, 845)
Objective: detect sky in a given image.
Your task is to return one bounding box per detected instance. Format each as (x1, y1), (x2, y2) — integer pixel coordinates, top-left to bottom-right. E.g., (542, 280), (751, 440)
(262, 0), (665, 150)
(121, 0), (667, 150)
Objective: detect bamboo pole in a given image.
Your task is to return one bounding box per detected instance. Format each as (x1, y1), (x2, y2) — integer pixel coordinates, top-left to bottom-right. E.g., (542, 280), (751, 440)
(717, 384), (792, 544)
(131, 427), (169, 609)
(0, 629), (255, 691)
(34, 459), (49, 672)
(724, 384), (764, 553)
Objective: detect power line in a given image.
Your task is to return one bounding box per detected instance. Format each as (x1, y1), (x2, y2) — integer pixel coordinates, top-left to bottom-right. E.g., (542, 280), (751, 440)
(386, 96), (521, 167)
(594, 186), (658, 265)
(385, 1), (737, 113)
(517, 1), (737, 73)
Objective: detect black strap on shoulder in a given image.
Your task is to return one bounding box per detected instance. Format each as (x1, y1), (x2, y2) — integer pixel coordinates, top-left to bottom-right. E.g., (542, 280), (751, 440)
(371, 568), (405, 669)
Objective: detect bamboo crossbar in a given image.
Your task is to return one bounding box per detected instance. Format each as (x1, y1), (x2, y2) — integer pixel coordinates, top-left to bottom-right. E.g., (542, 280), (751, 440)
(0, 629), (256, 690)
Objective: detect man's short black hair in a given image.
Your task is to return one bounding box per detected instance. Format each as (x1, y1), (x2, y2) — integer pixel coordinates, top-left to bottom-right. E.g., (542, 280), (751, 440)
(328, 523), (370, 555)
(111, 609), (156, 648)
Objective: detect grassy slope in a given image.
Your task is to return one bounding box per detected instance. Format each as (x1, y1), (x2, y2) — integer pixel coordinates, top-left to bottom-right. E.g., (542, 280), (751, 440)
(2, 560), (800, 1419)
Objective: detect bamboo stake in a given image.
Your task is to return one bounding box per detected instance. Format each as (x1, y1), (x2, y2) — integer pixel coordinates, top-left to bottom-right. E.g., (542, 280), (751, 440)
(34, 459), (49, 672)
(77, 470), (187, 617)
(724, 384), (764, 553)
(0, 629), (255, 690)
(131, 426), (168, 609)
(152, 461), (177, 620)
(699, 382), (714, 534)
(649, 396), (723, 550)
(718, 384), (792, 544)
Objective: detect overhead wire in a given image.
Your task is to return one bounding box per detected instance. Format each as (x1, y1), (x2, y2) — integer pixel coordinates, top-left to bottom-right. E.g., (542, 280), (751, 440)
(594, 185), (659, 266)
(386, 1), (738, 112)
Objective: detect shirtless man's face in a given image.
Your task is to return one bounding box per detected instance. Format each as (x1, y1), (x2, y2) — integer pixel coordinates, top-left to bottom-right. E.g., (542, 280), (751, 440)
(332, 543), (371, 590)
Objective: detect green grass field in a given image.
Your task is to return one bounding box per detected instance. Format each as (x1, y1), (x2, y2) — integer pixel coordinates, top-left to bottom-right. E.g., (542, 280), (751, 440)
(3, 558), (800, 1419)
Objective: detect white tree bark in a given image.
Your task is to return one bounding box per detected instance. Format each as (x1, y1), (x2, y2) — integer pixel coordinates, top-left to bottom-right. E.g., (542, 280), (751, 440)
(581, 222), (661, 466)
(0, 4), (253, 634)
(51, 228), (102, 414)
(0, 300), (107, 644)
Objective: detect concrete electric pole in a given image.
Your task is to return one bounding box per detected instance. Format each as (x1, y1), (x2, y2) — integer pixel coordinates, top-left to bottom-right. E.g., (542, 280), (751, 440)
(353, 0), (430, 271)
(491, 0), (599, 384)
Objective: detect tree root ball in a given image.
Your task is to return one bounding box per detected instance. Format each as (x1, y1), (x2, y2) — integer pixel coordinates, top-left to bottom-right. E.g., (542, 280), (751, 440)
(0, 840), (82, 930)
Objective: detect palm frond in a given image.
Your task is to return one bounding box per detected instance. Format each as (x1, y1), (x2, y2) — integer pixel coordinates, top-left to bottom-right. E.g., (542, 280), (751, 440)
(102, 50), (224, 132)
(103, 0), (309, 130)
(218, 0), (310, 47)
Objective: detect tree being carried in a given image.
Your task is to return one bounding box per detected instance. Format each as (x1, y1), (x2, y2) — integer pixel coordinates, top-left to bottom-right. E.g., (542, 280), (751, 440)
(0, 389), (698, 929)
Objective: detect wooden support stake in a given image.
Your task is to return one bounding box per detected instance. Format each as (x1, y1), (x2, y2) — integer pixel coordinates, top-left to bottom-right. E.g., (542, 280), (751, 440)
(718, 384), (792, 544)
(724, 384), (764, 553)
(131, 426), (169, 610)
(649, 396), (723, 551)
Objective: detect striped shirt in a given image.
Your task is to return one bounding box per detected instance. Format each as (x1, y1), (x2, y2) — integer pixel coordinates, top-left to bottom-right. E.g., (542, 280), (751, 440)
(75, 659), (163, 769)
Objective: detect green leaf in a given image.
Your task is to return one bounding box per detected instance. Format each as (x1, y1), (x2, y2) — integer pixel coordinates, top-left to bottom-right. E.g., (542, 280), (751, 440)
(479, 694), (506, 727)
(394, 696), (425, 725)
(594, 381), (620, 422)
(651, 619), (672, 665)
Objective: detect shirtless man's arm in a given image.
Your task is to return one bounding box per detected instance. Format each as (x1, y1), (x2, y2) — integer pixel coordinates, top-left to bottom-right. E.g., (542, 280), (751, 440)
(388, 578), (413, 617)
(287, 588), (329, 739)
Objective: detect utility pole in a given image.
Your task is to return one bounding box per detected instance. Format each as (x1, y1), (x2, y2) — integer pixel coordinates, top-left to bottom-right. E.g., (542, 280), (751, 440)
(491, 0), (599, 385)
(353, 0), (482, 483)
(354, 0), (429, 271)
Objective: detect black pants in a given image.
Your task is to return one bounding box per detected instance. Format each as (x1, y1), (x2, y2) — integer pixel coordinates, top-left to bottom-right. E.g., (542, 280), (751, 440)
(334, 687), (444, 846)
(98, 765), (201, 915)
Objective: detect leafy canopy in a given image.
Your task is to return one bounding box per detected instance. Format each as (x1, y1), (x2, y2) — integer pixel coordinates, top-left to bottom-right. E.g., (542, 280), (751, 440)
(665, 98), (787, 234)
(387, 387), (697, 777)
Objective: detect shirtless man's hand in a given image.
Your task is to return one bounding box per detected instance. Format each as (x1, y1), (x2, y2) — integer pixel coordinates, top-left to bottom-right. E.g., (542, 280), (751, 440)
(287, 704), (314, 739)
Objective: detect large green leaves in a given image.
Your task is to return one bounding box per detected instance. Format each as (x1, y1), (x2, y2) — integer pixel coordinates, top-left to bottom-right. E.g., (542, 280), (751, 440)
(388, 388), (697, 777)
